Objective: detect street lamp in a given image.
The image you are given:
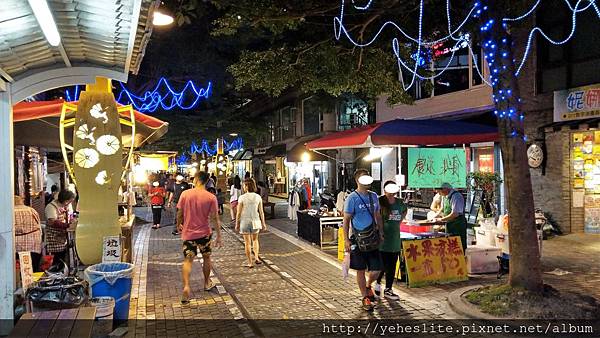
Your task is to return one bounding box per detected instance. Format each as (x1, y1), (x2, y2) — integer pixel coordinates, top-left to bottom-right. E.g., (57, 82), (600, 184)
(153, 2), (174, 26)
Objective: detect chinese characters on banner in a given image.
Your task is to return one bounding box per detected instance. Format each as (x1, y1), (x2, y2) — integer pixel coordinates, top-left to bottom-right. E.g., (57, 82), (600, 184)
(401, 236), (468, 287)
(554, 84), (600, 122)
(407, 148), (467, 188)
(18, 251), (34, 291)
(102, 236), (121, 262)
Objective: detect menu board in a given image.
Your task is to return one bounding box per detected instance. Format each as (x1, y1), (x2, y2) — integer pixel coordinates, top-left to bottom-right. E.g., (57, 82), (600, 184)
(572, 132), (600, 193)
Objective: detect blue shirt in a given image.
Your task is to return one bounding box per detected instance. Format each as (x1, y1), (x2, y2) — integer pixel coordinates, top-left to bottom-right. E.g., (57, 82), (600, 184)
(344, 191), (380, 231)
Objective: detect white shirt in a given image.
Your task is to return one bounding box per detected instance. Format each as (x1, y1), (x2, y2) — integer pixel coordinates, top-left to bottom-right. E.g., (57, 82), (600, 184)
(238, 192), (262, 223)
(230, 185), (242, 202)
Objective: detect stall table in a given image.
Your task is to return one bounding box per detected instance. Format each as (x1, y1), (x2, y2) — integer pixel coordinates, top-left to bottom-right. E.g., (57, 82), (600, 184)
(297, 211), (343, 249)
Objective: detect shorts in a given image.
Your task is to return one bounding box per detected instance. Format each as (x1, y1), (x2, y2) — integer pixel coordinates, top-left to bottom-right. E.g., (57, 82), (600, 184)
(182, 235), (212, 258)
(349, 239), (383, 271)
(231, 200), (238, 208)
(239, 220), (260, 234)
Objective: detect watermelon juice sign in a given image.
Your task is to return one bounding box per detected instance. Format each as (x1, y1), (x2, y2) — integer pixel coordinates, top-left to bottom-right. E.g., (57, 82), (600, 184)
(408, 148), (467, 188)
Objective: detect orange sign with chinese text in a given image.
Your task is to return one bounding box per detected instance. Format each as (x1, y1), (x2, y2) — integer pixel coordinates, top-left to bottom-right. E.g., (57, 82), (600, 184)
(402, 236), (468, 287)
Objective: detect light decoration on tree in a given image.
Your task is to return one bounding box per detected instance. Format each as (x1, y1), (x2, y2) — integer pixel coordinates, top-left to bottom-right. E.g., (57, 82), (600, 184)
(64, 78), (212, 113)
(189, 137), (244, 156)
(335, 0), (600, 89)
(116, 78), (212, 113)
(334, 0), (600, 139)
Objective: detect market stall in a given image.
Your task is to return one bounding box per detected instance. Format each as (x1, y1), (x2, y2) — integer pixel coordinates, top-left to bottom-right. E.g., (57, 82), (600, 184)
(13, 98), (169, 265)
(296, 209), (343, 249)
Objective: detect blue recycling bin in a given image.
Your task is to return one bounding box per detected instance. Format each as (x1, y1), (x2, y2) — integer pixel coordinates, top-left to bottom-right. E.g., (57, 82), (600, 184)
(84, 262), (134, 321)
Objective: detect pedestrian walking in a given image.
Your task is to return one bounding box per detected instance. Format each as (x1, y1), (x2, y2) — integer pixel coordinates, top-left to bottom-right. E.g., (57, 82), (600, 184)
(45, 190), (76, 270)
(169, 174), (190, 235)
(149, 181), (166, 229)
(177, 171), (223, 304)
(229, 175), (242, 223)
(374, 181), (406, 301)
(216, 188), (225, 215)
(235, 179), (267, 268)
(342, 169), (384, 311)
(14, 195), (43, 272)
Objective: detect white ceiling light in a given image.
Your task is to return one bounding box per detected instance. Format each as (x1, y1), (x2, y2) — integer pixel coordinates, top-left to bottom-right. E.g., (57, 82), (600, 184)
(27, 0), (61, 46)
(153, 11), (174, 26)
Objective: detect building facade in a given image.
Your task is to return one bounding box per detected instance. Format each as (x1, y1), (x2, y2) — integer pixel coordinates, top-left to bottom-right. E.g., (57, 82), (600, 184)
(518, 5), (600, 234)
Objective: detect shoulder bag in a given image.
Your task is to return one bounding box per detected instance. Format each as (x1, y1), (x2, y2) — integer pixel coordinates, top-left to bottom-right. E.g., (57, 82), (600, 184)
(353, 192), (381, 252)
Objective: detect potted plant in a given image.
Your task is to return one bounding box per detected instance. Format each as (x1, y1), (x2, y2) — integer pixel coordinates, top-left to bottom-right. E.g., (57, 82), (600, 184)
(466, 172), (503, 221)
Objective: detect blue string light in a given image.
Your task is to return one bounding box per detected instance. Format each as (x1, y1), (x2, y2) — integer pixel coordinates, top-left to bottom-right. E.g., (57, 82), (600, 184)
(189, 138), (244, 157)
(63, 78), (211, 113)
(334, 0), (600, 91)
(65, 85), (80, 101)
(116, 78), (211, 113)
(176, 153), (189, 166)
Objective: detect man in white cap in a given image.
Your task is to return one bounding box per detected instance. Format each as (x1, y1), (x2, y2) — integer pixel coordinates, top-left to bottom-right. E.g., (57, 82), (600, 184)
(169, 174), (190, 235)
(435, 182), (467, 253)
(343, 169), (384, 311)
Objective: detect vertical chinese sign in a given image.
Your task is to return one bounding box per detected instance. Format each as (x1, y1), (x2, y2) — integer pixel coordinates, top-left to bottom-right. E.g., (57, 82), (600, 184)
(408, 148), (467, 188)
(402, 236), (468, 287)
(102, 236), (122, 262)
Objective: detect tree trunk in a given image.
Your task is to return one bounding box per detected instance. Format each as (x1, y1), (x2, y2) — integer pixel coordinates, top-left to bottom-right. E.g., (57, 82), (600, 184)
(477, 0), (543, 293)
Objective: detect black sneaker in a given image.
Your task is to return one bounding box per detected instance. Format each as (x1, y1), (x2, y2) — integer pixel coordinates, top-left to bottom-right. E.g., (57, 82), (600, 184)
(172, 230), (179, 236)
(384, 288), (400, 301)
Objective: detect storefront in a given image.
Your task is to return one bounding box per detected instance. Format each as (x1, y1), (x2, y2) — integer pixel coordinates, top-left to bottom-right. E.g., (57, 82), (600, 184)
(545, 83), (600, 234)
(286, 140), (333, 201)
(232, 148), (253, 179)
(254, 144), (287, 196)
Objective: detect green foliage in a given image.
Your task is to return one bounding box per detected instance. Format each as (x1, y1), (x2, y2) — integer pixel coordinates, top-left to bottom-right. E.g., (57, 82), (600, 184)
(467, 171), (503, 218)
(204, 0), (423, 106)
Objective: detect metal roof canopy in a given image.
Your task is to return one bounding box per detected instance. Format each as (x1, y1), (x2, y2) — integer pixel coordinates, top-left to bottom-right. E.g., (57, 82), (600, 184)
(0, 0), (159, 332)
(0, 0), (158, 100)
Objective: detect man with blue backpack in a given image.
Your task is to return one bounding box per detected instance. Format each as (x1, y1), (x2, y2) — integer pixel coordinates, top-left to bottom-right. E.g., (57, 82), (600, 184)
(343, 169), (384, 311)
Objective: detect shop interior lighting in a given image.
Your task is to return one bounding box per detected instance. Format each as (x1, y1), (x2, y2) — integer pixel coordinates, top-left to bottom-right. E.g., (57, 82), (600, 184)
(28, 0), (61, 46)
(301, 152), (311, 163)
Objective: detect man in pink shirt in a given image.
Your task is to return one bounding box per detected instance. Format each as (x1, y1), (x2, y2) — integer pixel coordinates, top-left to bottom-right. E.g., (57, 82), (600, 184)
(177, 171), (222, 303)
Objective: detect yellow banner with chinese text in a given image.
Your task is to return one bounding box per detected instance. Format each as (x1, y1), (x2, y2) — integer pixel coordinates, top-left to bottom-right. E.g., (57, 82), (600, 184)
(402, 236), (468, 287)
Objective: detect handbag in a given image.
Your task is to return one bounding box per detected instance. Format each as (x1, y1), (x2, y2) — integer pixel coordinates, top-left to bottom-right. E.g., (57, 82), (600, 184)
(352, 192), (381, 252)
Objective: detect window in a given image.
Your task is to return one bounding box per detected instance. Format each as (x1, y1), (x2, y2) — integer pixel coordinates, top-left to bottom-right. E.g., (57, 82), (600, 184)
(302, 97), (321, 136)
(537, 2), (600, 92)
(280, 106), (295, 140)
(338, 96), (370, 130)
(407, 35), (484, 100)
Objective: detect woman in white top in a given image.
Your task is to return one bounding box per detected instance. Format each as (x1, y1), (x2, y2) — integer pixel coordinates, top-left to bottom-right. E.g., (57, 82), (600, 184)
(230, 175), (243, 222)
(235, 178), (267, 268)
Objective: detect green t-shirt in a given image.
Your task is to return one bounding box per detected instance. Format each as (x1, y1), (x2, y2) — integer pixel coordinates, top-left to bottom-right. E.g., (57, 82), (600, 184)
(380, 198), (407, 252)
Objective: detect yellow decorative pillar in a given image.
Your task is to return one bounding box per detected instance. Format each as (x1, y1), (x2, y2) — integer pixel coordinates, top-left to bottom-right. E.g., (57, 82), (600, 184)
(73, 77), (123, 264)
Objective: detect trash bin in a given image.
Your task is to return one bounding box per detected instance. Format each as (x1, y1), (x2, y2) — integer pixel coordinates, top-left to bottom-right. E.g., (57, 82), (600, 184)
(84, 262), (134, 321)
(26, 275), (89, 312)
(90, 296), (115, 337)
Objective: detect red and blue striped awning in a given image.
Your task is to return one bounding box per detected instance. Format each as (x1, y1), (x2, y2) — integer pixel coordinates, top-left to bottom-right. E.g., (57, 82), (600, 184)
(306, 119), (498, 150)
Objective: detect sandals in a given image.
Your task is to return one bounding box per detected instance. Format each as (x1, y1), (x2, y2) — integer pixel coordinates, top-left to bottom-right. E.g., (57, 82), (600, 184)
(255, 260), (262, 265)
(181, 287), (191, 304)
(204, 281), (216, 291)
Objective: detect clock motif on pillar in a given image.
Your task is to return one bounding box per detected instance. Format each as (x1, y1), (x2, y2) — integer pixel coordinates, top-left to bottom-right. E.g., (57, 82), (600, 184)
(527, 143), (544, 168)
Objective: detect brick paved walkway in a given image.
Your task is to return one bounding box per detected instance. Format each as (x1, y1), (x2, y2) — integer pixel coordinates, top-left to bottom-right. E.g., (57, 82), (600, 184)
(128, 205), (600, 337)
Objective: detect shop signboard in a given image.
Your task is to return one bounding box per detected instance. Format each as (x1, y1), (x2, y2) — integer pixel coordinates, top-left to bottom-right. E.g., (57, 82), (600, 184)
(407, 148), (467, 188)
(554, 84), (600, 122)
(401, 236), (468, 287)
(18, 252), (34, 291)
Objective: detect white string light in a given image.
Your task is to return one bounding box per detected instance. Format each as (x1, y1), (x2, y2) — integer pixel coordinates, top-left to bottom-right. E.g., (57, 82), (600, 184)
(334, 0), (600, 90)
